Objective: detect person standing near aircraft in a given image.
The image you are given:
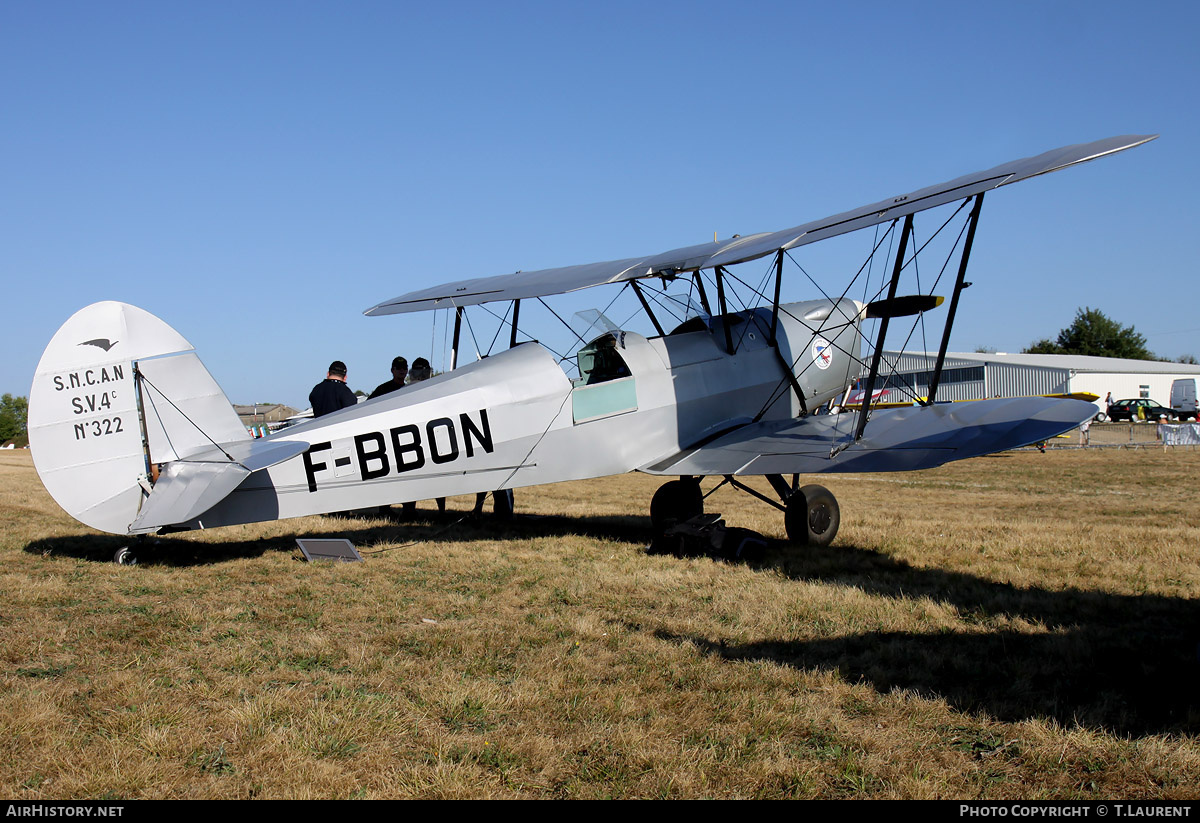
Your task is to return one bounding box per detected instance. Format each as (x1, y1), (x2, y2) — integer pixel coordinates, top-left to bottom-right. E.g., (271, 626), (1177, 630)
(365, 356), (410, 517)
(309, 361), (357, 418)
(401, 357), (515, 519)
(404, 357), (447, 516)
(368, 356), (408, 399)
(408, 356), (432, 383)
(407, 355), (516, 519)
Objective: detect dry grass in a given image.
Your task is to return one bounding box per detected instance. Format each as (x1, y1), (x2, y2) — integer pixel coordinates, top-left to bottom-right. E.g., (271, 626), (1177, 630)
(1, 445), (1199, 799)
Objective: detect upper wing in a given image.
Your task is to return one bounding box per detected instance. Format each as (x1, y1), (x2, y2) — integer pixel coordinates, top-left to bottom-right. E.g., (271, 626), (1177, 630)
(365, 135), (1156, 317)
(641, 397), (1096, 477)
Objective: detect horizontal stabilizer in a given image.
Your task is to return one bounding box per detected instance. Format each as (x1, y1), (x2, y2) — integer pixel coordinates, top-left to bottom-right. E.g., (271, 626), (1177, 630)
(130, 460), (250, 532)
(130, 438), (309, 532)
(642, 397), (1095, 477)
(865, 295), (944, 319)
(178, 438), (310, 472)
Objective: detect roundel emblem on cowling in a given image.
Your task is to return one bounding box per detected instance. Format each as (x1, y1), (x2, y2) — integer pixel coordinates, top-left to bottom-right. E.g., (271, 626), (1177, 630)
(812, 337), (832, 370)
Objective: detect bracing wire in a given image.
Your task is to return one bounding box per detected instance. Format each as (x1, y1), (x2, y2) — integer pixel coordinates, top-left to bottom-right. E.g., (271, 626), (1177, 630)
(741, 200), (975, 420)
(135, 368), (236, 463)
(537, 297), (589, 349)
(460, 308), (482, 362)
(481, 301), (514, 356)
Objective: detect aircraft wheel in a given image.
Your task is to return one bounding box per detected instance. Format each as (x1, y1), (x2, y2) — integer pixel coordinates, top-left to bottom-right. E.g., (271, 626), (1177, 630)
(650, 478), (703, 533)
(785, 484), (840, 547)
(113, 546), (138, 566)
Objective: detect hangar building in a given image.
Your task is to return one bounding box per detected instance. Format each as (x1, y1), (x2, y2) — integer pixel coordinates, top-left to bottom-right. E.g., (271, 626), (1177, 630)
(877, 351), (1200, 418)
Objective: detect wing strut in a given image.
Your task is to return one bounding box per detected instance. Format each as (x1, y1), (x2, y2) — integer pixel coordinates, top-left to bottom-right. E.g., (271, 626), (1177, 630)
(772, 249), (810, 415)
(450, 306), (464, 370)
(693, 271), (713, 316)
(769, 250), (784, 346)
(630, 281), (666, 337)
(855, 214), (914, 442)
(926, 193), (984, 404)
(754, 250), (810, 419)
(715, 267), (735, 355)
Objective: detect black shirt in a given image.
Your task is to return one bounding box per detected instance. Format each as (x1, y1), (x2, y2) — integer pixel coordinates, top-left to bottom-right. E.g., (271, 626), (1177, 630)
(309, 379), (357, 418)
(368, 378), (405, 399)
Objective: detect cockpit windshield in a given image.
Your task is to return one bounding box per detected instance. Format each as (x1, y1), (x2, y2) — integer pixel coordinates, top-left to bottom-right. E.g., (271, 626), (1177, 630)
(659, 292), (708, 336)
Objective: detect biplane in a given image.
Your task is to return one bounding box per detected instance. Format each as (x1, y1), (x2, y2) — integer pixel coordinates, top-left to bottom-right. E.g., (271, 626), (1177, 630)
(29, 135), (1155, 563)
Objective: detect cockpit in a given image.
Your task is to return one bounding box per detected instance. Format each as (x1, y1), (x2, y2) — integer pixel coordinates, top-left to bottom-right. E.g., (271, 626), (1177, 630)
(570, 332), (639, 423)
(573, 333), (633, 387)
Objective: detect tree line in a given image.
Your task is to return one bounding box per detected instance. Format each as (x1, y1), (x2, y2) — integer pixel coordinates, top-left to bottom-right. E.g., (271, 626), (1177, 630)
(1022, 307), (1196, 364)
(0, 394), (28, 445)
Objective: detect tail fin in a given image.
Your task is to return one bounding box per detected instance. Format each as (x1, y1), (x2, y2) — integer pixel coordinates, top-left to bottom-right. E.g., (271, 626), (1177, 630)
(29, 302), (249, 535)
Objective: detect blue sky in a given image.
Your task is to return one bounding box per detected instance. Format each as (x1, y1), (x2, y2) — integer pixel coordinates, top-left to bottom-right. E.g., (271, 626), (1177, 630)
(3, 0), (1196, 409)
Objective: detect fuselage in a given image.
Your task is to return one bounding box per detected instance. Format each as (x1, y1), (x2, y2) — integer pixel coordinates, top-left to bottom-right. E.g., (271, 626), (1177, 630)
(183, 299), (863, 529)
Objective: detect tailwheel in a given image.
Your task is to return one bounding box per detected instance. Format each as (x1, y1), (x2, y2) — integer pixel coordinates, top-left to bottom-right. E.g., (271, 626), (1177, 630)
(113, 546), (138, 565)
(784, 484), (840, 547)
(650, 478), (703, 534)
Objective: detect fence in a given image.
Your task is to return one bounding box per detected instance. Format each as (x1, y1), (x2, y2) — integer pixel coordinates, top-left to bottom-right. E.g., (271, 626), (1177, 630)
(1046, 421), (1200, 449)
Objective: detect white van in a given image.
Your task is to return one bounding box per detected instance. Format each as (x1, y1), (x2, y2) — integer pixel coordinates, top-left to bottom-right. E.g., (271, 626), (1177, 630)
(1171, 378), (1197, 418)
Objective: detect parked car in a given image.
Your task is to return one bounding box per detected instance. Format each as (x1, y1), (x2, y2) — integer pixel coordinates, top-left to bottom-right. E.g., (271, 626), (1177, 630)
(1104, 398), (1196, 422)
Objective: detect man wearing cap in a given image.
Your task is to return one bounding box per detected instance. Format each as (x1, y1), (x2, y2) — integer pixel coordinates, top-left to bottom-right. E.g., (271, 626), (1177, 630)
(309, 360), (357, 418)
(408, 357), (432, 382)
(369, 356), (409, 399)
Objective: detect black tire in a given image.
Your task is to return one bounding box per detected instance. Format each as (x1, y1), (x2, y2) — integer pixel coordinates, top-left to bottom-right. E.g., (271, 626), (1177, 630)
(650, 479), (703, 534)
(784, 484), (840, 547)
(113, 546), (137, 566)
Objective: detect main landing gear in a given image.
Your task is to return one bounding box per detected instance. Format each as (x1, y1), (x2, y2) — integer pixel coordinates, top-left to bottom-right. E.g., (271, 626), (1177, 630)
(649, 475), (840, 547)
(783, 484), (840, 547)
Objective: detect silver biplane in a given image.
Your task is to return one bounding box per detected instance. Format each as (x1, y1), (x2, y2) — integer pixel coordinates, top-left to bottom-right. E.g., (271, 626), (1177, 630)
(29, 135), (1155, 562)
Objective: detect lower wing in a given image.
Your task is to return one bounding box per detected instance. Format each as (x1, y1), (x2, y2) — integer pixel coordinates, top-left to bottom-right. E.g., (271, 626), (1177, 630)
(642, 397), (1094, 476)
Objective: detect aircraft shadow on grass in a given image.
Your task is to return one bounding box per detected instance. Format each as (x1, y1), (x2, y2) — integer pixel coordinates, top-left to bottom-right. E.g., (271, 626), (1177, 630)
(656, 538), (1200, 738)
(25, 510), (1200, 736)
(22, 508), (653, 567)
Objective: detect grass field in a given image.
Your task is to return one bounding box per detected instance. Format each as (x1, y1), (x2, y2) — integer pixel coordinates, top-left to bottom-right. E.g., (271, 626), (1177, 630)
(1, 445), (1198, 799)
